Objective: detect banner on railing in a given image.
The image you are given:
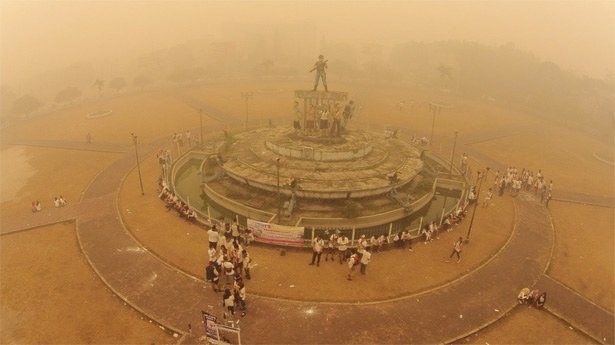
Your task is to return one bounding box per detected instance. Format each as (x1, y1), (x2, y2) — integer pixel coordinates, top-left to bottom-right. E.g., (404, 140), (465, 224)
(247, 219), (304, 246)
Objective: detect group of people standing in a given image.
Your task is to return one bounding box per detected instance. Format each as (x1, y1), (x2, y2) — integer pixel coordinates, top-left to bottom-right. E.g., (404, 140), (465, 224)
(30, 200), (42, 212)
(53, 195), (67, 208)
(31, 196), (67, 213)
(307, 231), (373, 280)
(206, 222), (254, 318)
(171, 130), (193, 150)
(493, 166), (553, 206)
(296, 100), (354, 138)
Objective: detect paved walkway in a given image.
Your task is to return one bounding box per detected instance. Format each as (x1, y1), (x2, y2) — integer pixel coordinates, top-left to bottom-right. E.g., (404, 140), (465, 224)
(538, 274), (614, 344)
(2, 135), (613, 344)
(1, 138), (129, 153)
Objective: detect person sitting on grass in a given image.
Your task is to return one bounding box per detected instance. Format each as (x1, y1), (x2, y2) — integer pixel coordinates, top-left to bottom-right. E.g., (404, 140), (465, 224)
(534, 291), (547, 308)
(517, 287), (531, 304)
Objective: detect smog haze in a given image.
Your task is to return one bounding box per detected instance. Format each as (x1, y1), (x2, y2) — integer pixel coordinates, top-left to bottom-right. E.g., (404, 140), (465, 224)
(2, 0), (614, 86)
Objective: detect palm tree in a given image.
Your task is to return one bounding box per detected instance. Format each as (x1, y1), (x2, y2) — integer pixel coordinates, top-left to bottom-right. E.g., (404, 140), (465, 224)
(108, 77), (127, 95)
(92, 79), (104, 96)
(437, 64), (453, 80)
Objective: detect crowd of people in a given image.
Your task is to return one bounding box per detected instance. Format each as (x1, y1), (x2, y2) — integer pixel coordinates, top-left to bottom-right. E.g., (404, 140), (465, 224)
(154, 148), (554, 317)
(493, 166), (553, 206)
(205, 221), (255, 318)
(308, 231), (375, 280)
(421, 203), (469, 245)
(171, 130), (195, 150)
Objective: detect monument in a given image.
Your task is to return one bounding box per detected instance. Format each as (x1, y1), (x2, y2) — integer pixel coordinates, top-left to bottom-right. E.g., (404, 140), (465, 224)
(171, 57), (466, 244)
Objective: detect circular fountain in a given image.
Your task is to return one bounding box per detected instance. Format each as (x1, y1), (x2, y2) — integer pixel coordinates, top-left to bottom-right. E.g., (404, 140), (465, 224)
(172, 89), (467, 245)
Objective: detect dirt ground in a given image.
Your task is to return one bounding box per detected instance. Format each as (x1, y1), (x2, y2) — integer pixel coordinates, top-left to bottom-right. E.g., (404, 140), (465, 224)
(0, 222), (172, 344)
(1, 80), (612, 344)
(121, 148), (517, 303)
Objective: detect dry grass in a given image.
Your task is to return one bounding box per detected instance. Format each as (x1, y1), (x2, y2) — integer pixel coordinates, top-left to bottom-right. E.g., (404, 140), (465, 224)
(0, 145), (118, 215)
(547, 201), (614, 311)
(0, 223), (172, 344)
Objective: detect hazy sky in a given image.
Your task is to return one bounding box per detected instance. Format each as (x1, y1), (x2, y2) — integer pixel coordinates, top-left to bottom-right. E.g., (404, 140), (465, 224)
(2, 1), (614, 85)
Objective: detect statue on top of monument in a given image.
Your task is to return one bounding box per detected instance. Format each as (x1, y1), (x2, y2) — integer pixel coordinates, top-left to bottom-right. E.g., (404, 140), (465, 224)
(310, 54), (328, 92)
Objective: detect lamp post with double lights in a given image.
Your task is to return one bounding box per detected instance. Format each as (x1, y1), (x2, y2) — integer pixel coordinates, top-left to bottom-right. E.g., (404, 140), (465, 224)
(130, 132), (145, 195)
(429, 102), (442, 146)
(465, 167), (490, 243)
(440, 130), (460, 224)
(241, 92), (253, 128)
(450, 130), (458, 174)
(276, 157), (281, 220)
(199, 108), (204, 150)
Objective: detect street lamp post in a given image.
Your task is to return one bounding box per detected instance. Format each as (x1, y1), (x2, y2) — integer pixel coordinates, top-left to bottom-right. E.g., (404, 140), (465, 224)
(276, 158), (281, 219)
(199, 108), (204, 150)
(450, 130), (458, 174)
(241, 92), (253, 128)
(429, 103), (441, 146)
(440, 130), (460, 224)
(131, 132), (145, 195)
(465, 167), (490, 243)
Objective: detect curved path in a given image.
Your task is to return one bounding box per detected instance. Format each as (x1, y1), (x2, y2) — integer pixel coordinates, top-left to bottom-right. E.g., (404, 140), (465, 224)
(2, 136), (613, 344)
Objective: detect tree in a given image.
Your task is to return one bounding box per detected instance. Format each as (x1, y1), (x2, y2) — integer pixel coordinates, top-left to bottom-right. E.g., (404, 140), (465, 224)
(1, 84), (16, 116)
(437, 64), (453, 80)
(92, 79), (104, 95)
(133, 75), (152, 91)
(11, 95), (43, 117)
(55, 86), (82, 104)
(108, 77), (126, 94)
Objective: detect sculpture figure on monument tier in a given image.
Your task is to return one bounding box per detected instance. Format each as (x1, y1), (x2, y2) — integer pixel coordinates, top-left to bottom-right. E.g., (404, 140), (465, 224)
(310, 54), (328, 92)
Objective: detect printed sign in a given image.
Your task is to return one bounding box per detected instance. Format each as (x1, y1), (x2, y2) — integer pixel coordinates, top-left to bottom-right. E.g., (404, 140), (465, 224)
(247, 219), (305, 246)
(202, 311), (219, 344)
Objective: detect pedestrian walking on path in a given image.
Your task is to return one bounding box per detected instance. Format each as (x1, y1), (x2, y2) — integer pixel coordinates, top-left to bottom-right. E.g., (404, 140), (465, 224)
(448, 237), (463, 263)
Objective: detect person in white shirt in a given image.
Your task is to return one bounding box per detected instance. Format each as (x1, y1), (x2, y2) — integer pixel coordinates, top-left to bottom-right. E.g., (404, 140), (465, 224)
(325, 231), (339, 262)
(207, 226), (219, 249)
(356, 235), (368, 254)
(360, 247), (371, 275)
(231, 221), (240, 243)
(337, 234), (349, 264)
(347, 252), (359, 280)
(222, 257), (235, 286)
(207, 247), (218, 263)
(309, 235), (325, 266)
(223, 288), (235, 317)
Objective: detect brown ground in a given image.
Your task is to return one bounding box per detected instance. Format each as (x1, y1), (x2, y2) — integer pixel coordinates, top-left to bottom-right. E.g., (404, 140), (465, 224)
(121, 149), (516, 303)
(1, 80), (612, 344)
(0, 222), (172, 344)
